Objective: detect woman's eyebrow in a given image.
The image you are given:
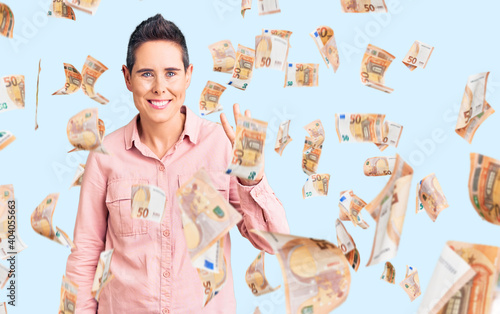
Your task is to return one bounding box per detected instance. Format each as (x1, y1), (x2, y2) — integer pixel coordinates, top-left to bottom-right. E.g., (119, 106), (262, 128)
(135, 67), (181, 74)
(135, 68), (154, 73)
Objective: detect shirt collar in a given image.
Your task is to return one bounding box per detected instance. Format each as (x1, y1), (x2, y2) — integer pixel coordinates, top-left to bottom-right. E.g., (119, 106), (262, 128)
(124, 105), (200, 150)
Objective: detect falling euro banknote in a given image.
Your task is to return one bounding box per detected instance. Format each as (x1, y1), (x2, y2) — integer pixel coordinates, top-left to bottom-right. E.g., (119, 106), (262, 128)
(365, 154), (413, 266)
(364, 156), (396, 176)
(255, 29), (292, 71)
(310, 26), (339, 73)
(380, 261), (395, 284)
(302, 173), (330, 199)
(360, 44), (395, 93)
(67, 108), (108, 154)
(226, 115), (267, 180)
(251, 230), (351, 314)
(335, 219), (361, 271)
(455, 72), (494, 143)
(416, 173), (449, 222)
(285, 63), (319, 87)
(418, 241), (500, 314)
(199, 81), (226, 116)
(91, 249), (114, 301)
(469, 153), (500, 225)
(31, 193), (75, 249)
(209, 40), (236, 74)
(53, 55), (109, 104)
(228, 44), (255, 91)
(399, 265), (421, 302)
(340, 0), (387, 13)
(245, 251), (281, 296)
(48, 0), (76, 20)
(64, 0), (101, 15)
(274, 120), (292, 156)
(339, 190), (370, 229)
(402, 40), (434, 71)
(0, 75), (25, 114)
(0, 3), (14, 38)
(59, 275), (78, 314)
(335, 113), (403, 151)
(177, 168), (242, 264)
(0, 131), (15, 151)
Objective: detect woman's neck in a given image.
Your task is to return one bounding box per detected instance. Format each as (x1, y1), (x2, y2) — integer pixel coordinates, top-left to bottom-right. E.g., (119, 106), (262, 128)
(137, 110), (186, 160)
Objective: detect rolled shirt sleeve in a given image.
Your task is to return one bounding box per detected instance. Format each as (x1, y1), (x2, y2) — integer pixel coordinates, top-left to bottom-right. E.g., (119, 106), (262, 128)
(229, 174), (290, 254)
(65, 151), (108, 313)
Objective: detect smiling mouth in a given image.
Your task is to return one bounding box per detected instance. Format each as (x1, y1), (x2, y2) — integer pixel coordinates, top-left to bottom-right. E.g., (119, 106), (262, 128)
(148, 99), (172, 109)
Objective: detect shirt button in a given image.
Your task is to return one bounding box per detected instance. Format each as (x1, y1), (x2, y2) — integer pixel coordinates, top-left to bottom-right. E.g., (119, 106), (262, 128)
(163, 271), (170, 278)
(163, 230), (170, 237)
(159, 165), (165, 171)
(162, 309), (170, 314)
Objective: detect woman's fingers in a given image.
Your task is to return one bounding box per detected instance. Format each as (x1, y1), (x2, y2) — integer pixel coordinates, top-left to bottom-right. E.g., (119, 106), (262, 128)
(220, 112), (235, 145)
(233, 103), (241, 124)
(244, 109), (251, 118)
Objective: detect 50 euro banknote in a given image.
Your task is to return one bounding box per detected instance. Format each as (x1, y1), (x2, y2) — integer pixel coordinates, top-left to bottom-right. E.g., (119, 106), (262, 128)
(0, 75), (25, 114)
(416, 173), (449, 222)
(402, 40), (434, 71)
(226, 115), (267, 180)
(365, 154), (413, 266)
(360, 44), (395, 93)
(228, 44), (255, 90)
(245, 251), (280, 296)
(302, 173), (330, 199)
(131, 184), (167, 223)
(177, 168), (242, 264)
(209, 40), (236, 74)
(469, 153), (500, 225)
(31, 193), (74, 249)
(335, 113), (403, 151)
(67, 108), (108, 154)
(255, 29), (292, 71)
(251, 230), (351, 314)
(418, 241), (500, 314)
(340, 0), (387, 13)
(310, 26), (339, 73)
(455, 72), (494, 143)
(0, 3), (14, 38)
(199, 81), (226, 116)
(285, 63), (319, 87)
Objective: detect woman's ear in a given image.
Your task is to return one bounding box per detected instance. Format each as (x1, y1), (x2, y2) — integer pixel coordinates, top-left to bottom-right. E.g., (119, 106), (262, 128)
(122, 65), (133, 92)
(185, 64), (194, 89)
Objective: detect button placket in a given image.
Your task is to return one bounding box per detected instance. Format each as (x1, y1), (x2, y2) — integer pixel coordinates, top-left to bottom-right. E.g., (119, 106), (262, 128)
(159, 161), (172, 312)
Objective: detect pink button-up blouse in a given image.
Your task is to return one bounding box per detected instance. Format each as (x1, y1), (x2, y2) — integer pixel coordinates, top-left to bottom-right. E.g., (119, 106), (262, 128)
(65, 105), (290, 313)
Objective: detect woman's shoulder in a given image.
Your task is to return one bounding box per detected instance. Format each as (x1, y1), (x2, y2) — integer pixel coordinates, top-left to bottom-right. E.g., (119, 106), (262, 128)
(101, 124), (127, 148)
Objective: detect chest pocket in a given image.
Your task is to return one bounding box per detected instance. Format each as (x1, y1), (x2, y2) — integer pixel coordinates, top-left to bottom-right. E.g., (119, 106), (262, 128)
(177, 170), (230, 202)
(105, 178), (150, 237)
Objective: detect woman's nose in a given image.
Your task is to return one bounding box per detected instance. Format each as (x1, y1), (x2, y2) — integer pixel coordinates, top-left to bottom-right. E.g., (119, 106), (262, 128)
(152, 77), (168, 95)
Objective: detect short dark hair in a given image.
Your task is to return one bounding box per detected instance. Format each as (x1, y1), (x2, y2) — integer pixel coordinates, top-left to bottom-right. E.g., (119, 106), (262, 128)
(126, 14), (189, 72)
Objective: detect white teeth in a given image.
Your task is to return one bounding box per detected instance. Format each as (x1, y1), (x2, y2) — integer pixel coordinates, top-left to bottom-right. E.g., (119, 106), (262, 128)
(150, 100), (170, 107)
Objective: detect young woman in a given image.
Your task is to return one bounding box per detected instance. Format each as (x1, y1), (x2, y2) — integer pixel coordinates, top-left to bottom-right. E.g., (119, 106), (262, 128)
(65, 14), (289, 314)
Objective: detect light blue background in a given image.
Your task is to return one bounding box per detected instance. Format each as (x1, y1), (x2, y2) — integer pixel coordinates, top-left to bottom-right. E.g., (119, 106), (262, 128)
(1, 0), (500, 313)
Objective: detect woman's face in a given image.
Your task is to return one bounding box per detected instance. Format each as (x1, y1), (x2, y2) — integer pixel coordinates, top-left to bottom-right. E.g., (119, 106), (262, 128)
(123, 40), (193, 125)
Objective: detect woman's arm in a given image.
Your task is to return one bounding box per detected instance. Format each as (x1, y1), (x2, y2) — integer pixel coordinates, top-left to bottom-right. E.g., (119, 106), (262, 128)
(65, 151), (108, 313)
(229, 175), (290, 254)
(220, 103), (290, 253)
